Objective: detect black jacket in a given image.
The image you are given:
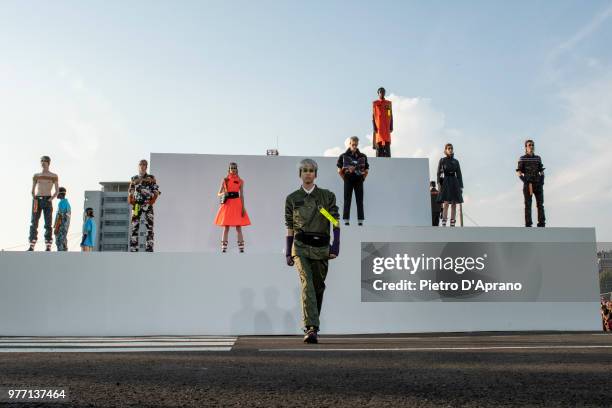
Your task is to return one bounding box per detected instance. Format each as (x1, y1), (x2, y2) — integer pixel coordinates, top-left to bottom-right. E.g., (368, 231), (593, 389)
(337, 148), (369, 177)
(516, 154), (544, 184)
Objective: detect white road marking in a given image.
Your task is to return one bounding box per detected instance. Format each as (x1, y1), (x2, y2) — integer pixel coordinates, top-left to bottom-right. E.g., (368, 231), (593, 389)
(0, 342), (235, 347)
(0, 347), (232, 353)
(259, 345), (612, 352)
(0, 337), (236, 341)
(0, 337), (236, 352)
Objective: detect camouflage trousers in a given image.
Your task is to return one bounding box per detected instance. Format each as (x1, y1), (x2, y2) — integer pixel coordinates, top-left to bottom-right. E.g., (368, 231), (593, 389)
(55, 222), (70, 251)
(29, 196), (53, 245)
(294, 256), (329, 329)
(130, 204), (154, 252)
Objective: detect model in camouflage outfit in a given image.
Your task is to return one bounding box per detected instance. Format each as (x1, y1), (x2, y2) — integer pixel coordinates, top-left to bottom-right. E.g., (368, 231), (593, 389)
(128, 159), (160, 252)
(285, 158), (340, 344)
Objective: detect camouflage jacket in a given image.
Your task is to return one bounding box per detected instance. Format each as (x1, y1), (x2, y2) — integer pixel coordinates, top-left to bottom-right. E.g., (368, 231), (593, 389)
(285, 186), (339, 260)
(128, 173), (160, 205)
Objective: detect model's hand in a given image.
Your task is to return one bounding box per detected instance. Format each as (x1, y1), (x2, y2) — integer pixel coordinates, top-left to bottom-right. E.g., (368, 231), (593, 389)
(348, 166), (355, 173)
(286, 255), (295, 266)
(242, 207), (246, 216)
(48, 197), (53, 202)
(329, 254), (337, 259)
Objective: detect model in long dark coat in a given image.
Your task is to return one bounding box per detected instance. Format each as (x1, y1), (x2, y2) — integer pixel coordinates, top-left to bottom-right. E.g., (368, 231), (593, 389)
(436, 144), (463, 226)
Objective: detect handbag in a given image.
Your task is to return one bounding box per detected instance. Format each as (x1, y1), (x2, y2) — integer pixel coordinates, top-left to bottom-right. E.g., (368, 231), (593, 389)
(219, 178), (229, 204)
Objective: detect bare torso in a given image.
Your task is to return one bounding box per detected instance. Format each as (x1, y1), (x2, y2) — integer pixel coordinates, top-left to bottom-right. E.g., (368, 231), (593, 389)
(33, 171), (58, 197)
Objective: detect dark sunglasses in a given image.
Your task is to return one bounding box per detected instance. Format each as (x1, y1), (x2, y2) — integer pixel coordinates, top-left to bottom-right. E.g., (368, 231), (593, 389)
(301, 168), (316, 173)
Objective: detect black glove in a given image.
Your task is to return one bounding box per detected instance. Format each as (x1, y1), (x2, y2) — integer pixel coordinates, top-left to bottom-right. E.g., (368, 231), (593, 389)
(329, 228), (340, 257)
(286, 236), (295, 266)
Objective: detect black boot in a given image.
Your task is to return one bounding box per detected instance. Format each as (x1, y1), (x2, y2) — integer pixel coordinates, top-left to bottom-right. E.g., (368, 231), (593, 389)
(303, 327), (318, 344)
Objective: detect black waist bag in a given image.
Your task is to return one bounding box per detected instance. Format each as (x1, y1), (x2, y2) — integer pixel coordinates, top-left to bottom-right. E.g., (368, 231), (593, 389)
(295, 232), (330, 247)
(226, 192), (239, 199)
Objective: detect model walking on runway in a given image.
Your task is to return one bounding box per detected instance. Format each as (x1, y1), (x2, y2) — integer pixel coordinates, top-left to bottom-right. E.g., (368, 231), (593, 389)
(285, 158), (340, 344)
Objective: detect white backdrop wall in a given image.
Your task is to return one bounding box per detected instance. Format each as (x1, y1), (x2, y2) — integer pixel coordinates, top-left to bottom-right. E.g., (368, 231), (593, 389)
(151, 154), (431, 253)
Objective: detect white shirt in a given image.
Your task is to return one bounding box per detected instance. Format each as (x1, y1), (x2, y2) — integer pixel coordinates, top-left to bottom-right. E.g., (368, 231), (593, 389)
(302, 184), (316, 195)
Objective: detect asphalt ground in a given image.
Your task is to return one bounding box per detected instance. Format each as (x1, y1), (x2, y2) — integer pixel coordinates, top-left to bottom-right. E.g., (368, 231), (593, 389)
(0, 332), (610, 407)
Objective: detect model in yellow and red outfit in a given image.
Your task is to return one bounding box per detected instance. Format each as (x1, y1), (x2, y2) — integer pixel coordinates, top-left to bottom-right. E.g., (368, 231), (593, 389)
(372, 87), (393, 157)
(215, 162), (251, 253)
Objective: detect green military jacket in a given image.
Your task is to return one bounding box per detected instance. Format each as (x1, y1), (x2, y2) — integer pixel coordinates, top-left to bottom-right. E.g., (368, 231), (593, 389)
(285, 185), (339, 260)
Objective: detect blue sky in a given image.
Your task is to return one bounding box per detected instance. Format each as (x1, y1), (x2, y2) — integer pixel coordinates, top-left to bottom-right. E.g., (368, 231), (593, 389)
(1, 0), (612, 249)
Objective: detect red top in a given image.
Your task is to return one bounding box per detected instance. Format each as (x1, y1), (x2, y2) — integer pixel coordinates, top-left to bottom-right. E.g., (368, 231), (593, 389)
(373, 99), (393, 145)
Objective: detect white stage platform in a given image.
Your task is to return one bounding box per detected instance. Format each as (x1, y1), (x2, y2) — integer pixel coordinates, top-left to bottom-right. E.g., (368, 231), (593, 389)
(0, 227), (601, 336)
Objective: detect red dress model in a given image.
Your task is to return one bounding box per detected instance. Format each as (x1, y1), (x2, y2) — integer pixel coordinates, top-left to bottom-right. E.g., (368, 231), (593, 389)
(214, 174), (251, 226)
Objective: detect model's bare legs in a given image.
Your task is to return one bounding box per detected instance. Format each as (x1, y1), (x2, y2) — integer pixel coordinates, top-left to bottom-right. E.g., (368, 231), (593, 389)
(236, 226), (245, 253)
(450, 204), (457, 227)
(221, 226), (229, 252)
(441, 203), (449, 226)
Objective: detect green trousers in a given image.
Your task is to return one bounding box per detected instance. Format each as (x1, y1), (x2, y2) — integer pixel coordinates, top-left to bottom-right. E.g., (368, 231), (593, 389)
(294, 256), (329, 329)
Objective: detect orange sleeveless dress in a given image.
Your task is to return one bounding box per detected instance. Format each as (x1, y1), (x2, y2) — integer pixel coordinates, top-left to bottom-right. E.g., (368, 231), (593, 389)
(214, 174), (251, 227)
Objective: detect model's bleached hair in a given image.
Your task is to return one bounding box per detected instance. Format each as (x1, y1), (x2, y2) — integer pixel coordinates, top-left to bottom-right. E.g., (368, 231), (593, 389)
(298, 158), (318, 176)
(349, 136), (359, 144)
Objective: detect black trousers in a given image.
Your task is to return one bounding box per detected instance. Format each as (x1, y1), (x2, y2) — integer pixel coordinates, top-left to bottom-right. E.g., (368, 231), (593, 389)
(432, 211), (441, 226)
(376, 143), (391, 157)
(523, 182), (545, 227)
(343, 176), (364, 221)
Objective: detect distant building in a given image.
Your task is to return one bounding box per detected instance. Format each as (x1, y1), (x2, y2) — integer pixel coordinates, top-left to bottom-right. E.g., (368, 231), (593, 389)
(598, 250), (612, 295)
(84, 182), (135, 252)
(598, 251), (612, 273)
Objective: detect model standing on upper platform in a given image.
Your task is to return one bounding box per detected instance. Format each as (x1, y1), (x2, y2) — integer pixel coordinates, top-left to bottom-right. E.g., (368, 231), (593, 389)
(28, 155), (59, 251)
(128, 159), (161, 252)
(337, 136), (369, 226)
(437, 143), (464, 227)
(516, 139), (545, 227)
(80, 207), (96, 252)
(285, 159), (340, 344)
(215, 162), (250, 253)
(372, 87), (393, 157)
(54, 187), (71, 251)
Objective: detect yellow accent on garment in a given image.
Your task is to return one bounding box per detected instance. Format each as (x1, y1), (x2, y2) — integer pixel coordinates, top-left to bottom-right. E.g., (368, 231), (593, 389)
(133, 204), (140, 217)
(319, 207), (339, 227)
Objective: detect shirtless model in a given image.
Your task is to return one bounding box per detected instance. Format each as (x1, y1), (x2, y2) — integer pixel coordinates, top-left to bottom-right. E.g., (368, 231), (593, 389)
(28, 156), (59, 251)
